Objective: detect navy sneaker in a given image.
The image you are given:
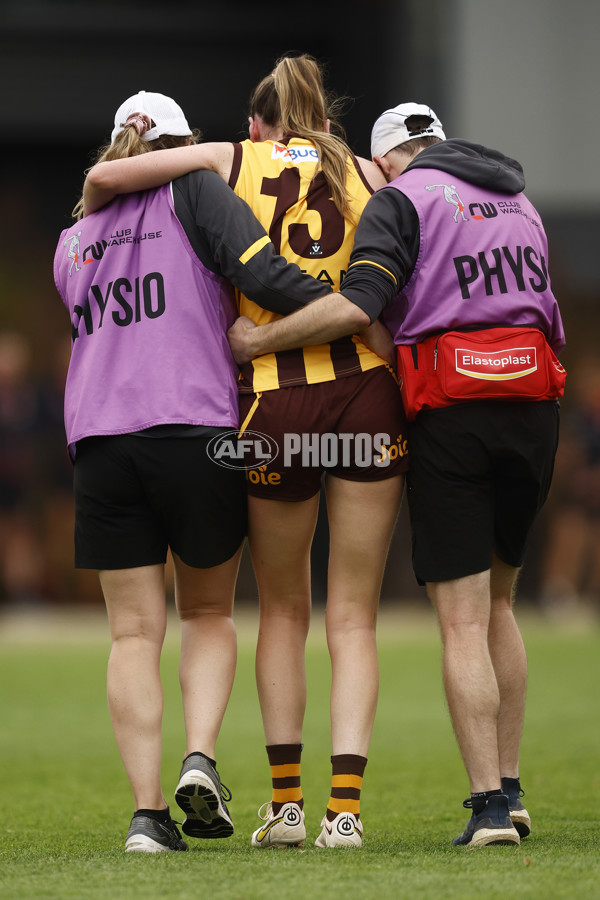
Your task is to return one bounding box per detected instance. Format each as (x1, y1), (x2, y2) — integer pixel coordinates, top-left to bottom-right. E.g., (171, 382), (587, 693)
(501, 778), (531, 838)
(175, 753), (234, 839)
(125, 812), (188, 852)
(453, 794), (520, 847)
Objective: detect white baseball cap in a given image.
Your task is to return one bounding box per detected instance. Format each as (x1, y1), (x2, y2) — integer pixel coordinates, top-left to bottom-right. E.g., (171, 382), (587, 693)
(370, 102), (445, 159)
(111, 90), (192, 143)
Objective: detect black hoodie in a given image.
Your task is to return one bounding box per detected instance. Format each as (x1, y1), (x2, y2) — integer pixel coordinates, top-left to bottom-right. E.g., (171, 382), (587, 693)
(405, 139), (525, 193)
(341, 140), (527, 323)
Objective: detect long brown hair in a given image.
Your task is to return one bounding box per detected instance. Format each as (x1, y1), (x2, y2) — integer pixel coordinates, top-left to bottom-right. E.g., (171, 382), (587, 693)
(249, 54), (353, 219)
(72, 126), (201, 220)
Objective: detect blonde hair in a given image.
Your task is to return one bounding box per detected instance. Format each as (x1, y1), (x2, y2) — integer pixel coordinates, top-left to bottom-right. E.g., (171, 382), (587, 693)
(72, 125), (201, 220)
(249, 54), (353, 219)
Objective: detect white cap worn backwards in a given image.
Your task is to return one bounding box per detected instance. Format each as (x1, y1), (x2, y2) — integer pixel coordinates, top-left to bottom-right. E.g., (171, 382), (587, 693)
(111, 90), (192, 143)
(370, 102), (445, 159)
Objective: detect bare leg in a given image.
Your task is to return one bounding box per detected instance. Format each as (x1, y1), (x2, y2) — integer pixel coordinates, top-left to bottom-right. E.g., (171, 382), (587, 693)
(488, 554), (525, 779)
(100, 564), (168, 811)
(249, 493), (320, 745)
(325, 475), (404, 756)
(173, 549), (242, 759)
(429, 571), (502, 793)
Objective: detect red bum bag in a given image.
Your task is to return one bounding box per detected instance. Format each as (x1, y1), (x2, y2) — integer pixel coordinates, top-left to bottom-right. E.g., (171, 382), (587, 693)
(397, 326), (566, 421)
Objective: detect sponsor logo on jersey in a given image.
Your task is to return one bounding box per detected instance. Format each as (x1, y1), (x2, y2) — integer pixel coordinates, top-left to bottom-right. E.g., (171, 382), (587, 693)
(424, 185), (541, 229)
(81, 230), (164, 268)
(271, 143), (319, 165)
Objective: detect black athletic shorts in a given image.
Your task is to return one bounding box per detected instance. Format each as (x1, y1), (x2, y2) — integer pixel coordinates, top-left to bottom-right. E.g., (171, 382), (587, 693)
(73, 431), (247, 570)
(238, 366), (409, 501)
(406, 400), (560, 585)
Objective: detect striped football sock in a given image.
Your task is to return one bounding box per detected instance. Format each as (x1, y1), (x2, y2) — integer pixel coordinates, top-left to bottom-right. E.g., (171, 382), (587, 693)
(266, 743), (304, 815)
(325, 754), (367, 822)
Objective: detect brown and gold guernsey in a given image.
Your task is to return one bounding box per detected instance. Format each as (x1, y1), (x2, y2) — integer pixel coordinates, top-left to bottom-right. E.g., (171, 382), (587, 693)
(228, 136), (386, 393)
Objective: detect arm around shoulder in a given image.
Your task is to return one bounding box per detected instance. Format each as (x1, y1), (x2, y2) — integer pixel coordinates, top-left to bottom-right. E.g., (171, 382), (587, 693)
(82, 142), (235, 215)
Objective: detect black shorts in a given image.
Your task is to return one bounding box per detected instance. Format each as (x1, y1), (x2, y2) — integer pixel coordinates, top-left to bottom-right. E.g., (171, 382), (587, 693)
(238, 366), (409, 501)
(73, 432), (246, 570)
(406, 400), (560, 584)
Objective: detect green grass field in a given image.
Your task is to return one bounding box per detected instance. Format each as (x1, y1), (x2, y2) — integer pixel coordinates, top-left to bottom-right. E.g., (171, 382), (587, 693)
(0, 605), (598, 900)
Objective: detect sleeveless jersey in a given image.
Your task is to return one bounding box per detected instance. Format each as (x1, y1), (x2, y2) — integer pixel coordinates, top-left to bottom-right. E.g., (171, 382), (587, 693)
(54, 184), (239, 458)
(381, 168), (565, 349)
(229, 136), (386, 392)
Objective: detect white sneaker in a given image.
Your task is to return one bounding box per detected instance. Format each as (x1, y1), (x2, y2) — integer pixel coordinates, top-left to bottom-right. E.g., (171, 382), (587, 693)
(315, 812), (363, 848)
(251, 801), (306, 848)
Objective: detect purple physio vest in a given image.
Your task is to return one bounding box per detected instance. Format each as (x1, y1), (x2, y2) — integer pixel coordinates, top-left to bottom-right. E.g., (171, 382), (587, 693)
(54, 185), (238, 457)
(381, 169), (565, 352)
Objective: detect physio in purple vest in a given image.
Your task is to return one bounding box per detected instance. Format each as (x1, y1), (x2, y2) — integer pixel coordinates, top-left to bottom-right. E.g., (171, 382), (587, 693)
(54, 90), (327, 853)
(228, 102), (566, 848)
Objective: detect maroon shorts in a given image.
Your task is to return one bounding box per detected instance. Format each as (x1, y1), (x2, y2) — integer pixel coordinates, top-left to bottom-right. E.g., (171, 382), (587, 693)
(238, 366), (409, 501)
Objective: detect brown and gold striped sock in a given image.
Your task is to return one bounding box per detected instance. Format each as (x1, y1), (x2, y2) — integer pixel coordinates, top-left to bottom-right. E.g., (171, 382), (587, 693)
(266, 743), (304, 815)
(325, 754), (367, 822)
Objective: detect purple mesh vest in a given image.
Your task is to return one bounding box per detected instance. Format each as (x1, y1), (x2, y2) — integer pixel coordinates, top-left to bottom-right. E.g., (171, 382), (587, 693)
(54, 185), (239, 458)
(381, 169), (565, 352)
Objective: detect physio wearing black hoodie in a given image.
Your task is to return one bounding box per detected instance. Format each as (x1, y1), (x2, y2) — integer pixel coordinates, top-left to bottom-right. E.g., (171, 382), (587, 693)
(339, 139), (527, 321)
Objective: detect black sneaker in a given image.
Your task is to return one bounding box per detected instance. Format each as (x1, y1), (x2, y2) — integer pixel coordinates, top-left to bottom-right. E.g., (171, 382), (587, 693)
(453, 794), (520, 847)
(175, 753), (234, 839)
(501, 778), (531, 838)
(125, 812), (188, 853)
